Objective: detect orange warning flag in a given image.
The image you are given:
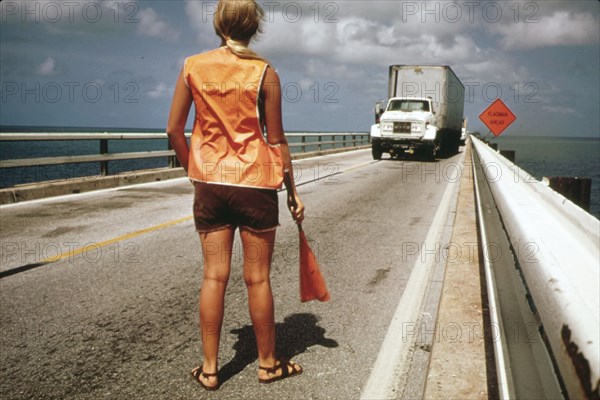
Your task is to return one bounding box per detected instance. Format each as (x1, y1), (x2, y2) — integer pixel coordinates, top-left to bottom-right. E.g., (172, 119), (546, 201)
(298, 224), (331, 303)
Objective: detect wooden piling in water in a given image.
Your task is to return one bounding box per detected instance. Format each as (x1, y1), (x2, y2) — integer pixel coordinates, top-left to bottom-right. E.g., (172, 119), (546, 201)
(499, 150), (515, 163)
(545, 176), (592, 212)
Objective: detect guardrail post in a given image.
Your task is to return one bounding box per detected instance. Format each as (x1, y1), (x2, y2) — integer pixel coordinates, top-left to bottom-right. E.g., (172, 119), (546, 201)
(499, 150), (515, 163)
(318, 135), (322, 151)
(332, 135), (335, 149)
(100, 139), (108, 176)
(301, 135), (306, 153)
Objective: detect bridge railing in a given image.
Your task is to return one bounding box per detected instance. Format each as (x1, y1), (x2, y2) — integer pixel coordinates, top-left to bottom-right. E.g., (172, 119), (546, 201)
(471, 135), (599, 400)
(0, 132), (370, 180)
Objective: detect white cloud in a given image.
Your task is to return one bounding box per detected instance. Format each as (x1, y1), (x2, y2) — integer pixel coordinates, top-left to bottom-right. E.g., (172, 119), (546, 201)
(136, 7), (180, 41)
(13, 1), (143, 36)
(186, 1), (478, 68)
(492, 11), (599, 50)
(178, 0), (597, 134)
(540, 105), (578, 116)
(147, 82), (171, 99)
(36, 56), (57, 76)
(184, 0), (219, 45)
(462, 57), (531, 85)
(256, 14), (478, 68)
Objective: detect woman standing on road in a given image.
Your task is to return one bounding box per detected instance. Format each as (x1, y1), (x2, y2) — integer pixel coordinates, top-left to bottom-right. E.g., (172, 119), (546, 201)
(166, 0), (304, 391)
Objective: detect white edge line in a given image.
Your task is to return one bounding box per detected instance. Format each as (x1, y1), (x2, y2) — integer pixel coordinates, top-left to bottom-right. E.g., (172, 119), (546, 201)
(0, 177), (191, 209)
(360, 159), (461, 400)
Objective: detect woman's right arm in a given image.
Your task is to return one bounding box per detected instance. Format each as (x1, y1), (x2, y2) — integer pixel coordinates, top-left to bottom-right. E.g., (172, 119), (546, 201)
(262, 67), (305, 224)
(166, 69), (193, 173)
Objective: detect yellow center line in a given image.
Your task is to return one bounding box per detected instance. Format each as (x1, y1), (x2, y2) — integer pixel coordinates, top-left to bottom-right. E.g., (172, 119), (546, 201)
(342, 160), (377, 174)
(41, 215), (193, 263)
(41, 159), (375, 264)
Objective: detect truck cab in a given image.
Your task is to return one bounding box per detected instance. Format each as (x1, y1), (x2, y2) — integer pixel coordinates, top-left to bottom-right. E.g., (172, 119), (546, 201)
(371, 97), (439, 159)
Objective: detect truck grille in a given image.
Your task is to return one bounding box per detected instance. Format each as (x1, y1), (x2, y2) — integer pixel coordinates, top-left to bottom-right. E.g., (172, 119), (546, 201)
(393, 122), (411, 134)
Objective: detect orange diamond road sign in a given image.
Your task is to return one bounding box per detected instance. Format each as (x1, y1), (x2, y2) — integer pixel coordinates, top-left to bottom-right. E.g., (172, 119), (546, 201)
(479, 99), (517, 137)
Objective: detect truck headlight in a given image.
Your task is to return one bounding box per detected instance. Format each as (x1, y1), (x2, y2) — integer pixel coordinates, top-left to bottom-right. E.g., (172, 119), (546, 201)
(381, 122), (393, 133)
(411, 124), (422, 133)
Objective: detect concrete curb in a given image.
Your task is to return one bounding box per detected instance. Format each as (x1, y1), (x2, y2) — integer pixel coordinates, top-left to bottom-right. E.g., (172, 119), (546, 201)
(422, 141), (490, 399)
(0, 168), (187, 205)
(0, 146), (371, 205)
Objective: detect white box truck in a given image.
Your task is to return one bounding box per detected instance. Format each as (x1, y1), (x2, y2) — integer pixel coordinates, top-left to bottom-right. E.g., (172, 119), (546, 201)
(371, 65), (465, 160)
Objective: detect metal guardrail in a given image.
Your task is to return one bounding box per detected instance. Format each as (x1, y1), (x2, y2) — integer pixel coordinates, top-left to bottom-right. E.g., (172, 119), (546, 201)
(471, 136), (600, 400)
(472, 141), (562, 399)
(471, 146), (514, 399)
(0, 132), (370, 177)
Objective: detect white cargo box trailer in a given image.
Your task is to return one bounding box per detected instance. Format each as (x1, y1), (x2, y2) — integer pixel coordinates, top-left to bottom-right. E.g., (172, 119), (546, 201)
(371, 65), (465, 159)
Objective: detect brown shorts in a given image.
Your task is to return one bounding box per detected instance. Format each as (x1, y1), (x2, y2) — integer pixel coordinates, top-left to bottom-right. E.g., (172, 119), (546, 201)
(192, 181), (279, 233)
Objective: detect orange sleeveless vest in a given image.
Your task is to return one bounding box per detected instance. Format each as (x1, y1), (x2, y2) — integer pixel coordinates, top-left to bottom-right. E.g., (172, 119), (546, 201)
(183, 47), (284, 190)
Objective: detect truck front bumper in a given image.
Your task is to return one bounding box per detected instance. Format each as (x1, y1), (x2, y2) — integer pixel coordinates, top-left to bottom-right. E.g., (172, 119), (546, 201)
(375, 137), (435, 152)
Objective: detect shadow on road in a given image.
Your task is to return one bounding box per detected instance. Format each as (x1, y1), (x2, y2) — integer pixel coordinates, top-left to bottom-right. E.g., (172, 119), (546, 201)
(382, 148), (464, 163)
(219, 313), (338, 384)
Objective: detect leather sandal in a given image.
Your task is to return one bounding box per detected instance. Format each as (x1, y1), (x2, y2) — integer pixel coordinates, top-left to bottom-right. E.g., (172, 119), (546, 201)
(258, 358), (303, 384)
(191, 365), (219, 391)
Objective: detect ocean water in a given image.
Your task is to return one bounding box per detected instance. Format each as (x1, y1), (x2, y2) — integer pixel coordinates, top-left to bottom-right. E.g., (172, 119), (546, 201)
(0, 126), (169, 187)
(0, 126), (358, 188)
(492, 135), (599, 219)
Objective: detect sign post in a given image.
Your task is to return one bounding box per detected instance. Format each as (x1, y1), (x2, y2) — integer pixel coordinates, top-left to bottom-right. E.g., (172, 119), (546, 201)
(479, 99), (517, 137)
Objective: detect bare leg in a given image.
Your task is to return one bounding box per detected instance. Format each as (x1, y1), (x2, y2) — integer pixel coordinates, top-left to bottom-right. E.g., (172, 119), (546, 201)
(196, 227), (235, 388)
(240, 228), (302, 381)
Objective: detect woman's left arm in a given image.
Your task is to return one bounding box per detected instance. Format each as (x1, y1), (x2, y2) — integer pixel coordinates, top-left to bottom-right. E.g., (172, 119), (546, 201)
(167, 69), (193, 173)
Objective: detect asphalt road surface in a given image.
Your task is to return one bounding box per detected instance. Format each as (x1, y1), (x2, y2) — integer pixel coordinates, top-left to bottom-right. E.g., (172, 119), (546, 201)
(0, 148), (465, 400)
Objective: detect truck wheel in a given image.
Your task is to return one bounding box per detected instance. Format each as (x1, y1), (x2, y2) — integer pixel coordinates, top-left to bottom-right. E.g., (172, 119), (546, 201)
(439, 137), (456, 157)
(450, 135), (459, 155)
(437, 142), (447, 158)
(452, 132), (461, 154)
(429, 147), (437, 161)
(372, 142), (382, 160)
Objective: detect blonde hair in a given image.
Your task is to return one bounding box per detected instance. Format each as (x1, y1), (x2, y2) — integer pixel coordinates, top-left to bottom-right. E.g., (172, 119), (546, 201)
(213, 0), (269, 64)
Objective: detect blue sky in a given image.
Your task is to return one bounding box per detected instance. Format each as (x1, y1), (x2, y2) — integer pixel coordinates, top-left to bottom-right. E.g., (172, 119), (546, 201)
(1, 0), (598, 137)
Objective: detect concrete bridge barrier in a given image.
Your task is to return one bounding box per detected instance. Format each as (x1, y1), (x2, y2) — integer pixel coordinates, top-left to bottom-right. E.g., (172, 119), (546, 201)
(472, 136), (599, 399)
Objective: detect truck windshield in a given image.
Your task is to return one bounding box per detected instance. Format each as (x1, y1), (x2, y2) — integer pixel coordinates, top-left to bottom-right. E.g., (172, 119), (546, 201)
(388, 100), (429, 112)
